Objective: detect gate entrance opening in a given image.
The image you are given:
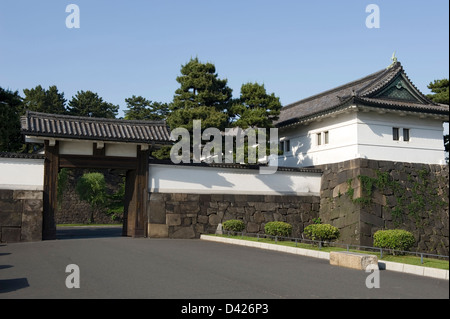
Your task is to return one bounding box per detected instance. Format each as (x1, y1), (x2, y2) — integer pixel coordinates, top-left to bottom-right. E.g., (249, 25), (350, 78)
(21, 111), (171, 240)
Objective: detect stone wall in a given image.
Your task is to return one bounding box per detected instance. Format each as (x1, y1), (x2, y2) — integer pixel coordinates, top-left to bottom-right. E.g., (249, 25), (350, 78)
(0, 189), (43, 243)
(317, 159), (449, 255)
(147, 193), (320, 239)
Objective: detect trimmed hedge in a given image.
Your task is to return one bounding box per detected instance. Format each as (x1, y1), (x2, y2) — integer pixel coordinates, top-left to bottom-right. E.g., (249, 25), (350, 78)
(264, 221), (292, 237)
(303, 224), (340, 242)
(222, 219), (245, 232)
(373, 229), (415, 252)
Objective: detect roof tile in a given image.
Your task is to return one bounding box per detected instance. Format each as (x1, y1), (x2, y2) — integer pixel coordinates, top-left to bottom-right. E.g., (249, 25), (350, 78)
(21, 111), (171, 144)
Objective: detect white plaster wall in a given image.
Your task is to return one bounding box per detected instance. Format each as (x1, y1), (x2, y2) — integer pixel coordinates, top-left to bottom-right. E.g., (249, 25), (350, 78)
(357, 112), (446, 164)
(59, 141), (93, 155)
(276, 109), (447, 167)
(0, 158), (44, 190)
(59, 140), (138, 157)
(276, 112), (359, 167)
(105, 143), (137, 157)
(149, 164), (321, 196)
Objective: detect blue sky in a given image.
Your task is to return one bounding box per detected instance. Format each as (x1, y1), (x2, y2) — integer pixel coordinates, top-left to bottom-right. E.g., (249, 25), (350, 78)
(0, 0), (448, 118)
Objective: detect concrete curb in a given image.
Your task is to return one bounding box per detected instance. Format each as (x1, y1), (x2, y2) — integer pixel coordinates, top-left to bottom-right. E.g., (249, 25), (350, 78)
(200, 235), (449, 281)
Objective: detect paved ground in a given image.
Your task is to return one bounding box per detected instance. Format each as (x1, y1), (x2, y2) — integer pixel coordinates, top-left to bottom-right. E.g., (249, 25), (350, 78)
(0, 226), (448, 300)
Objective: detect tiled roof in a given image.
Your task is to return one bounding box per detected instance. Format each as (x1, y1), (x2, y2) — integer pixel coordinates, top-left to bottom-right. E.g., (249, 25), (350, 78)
(275, 62), (449, 127)
(0, 152), (44, 159)
(148, 159), (323, 173)
(21, 111), (172, 144)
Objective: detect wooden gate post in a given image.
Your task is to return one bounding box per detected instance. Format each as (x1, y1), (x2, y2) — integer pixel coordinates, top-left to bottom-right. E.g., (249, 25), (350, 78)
(43, 140), (59, 240)
(135, 146), (149, 237)
(123, 146), (149, 238)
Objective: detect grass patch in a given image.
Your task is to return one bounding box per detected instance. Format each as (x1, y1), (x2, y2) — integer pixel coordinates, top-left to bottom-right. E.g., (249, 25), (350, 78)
(209, 234), (449, 270)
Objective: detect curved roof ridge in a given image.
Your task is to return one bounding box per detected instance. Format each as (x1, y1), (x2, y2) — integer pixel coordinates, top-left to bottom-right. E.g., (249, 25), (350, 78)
(282, 67), (387, 110)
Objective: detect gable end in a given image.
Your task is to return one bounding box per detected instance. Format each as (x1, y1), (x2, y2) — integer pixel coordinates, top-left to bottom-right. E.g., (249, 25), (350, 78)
(373, 74), (428, 104)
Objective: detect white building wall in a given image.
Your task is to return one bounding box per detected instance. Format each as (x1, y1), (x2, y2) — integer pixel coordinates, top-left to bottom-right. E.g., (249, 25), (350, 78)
(356, 112), (446, 165)
(277, 112), (359, 167)
(0, 157), (44, 190)
(59, 141), (93, 155)
(276, 109), (446, 167)
(149, 164), (321, 196)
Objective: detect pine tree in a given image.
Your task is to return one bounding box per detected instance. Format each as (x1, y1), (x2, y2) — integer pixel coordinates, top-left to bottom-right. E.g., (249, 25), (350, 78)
(427, 79), (449, 156)
(22, 85), (67, 115)
(427, 79), (449, 105)
(230, 82), (281, 129)
(124, 95), (169, 121)
(68, 90), (119, 119)
(0, 87), (23, 152)
(167, 57), (232, 131)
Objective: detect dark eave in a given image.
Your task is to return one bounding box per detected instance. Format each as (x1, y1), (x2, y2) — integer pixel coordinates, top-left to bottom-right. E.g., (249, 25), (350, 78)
(275, 62), (449, 128)
(21, 111), (172, 145)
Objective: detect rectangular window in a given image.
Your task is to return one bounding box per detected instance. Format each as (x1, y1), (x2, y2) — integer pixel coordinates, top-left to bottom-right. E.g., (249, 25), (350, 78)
(403, 128), (410, 142)
(279, 141), (284, 155)
(317, 133), (322, 146)
(393, 128), (399, 141)
(285, 139), (291, 152)
(324, 131), (329, 144)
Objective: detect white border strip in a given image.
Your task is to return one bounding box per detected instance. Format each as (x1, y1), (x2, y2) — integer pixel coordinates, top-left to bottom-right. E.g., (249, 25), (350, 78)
(200, 235), (449, 280)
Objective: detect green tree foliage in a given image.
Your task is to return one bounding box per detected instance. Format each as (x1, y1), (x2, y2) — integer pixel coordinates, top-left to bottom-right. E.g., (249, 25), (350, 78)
(105, 177), (125, 222)
(0, 87), (23, 152)
(222, 220), (245, 232)
(75, 172), (107, 223)
(427, 79), (449, 105)
(303, 224), (340, 243)
(22, 85), (67, 115)
(373, 229), (415, 253)
(426, 79), (449, 156)
(264, 221), (293, 237)
(68, 90), (119, 118)
(124, 95), (169, 121)
(230, 82), (281, 129)
(167, 57), (232, 131)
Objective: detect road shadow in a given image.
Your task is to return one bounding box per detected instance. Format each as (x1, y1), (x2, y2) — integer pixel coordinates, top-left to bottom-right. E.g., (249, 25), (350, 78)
(56, 225), (123, 240)
(0, 278), (30, 294)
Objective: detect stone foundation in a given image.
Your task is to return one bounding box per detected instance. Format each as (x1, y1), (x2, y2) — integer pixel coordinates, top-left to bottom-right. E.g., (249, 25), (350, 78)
(148, 193), (321, 239)
(316, 159), (449, 255)
(0, 189), (43, 243)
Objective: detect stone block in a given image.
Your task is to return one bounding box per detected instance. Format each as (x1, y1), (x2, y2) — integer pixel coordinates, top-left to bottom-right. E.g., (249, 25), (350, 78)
(182, 201), (200, 213)
(171, 226), (196, 239)
(21, 206), (43, 242)
(148, 200), (166, 224)
(186, 194), (199, 202)
(149, 193), (165, 202)
(0, 190), (13, 200)
(197, 215), (209, 224)
(148, 223), (169, 238)
(199, 194), (211, 203)
(208, 214), (221, 225)
(1, 227), (21, 243)
(13, 190), (43, 200)
(332, 182), (349, 198)
(166, 214), (181, 226)
(0, 205), (22, 227)
(330, 251), (378, 270)
(246, 222), (260, 233)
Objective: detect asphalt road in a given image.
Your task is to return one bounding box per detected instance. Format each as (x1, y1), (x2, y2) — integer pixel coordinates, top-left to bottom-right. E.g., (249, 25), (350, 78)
(0, 226), (448, 300)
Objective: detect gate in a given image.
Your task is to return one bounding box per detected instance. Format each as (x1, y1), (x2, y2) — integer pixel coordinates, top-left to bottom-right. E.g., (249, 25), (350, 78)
(21, 111), (171, 240)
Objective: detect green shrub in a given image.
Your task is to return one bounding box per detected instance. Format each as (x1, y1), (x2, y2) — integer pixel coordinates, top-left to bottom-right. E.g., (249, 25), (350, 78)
(264, 221), (292, 237)
(373, 229), (415, 252)
(75, 172), (107, 223)
(222, 219), (245, 232)
(303, 224), (340, 242)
